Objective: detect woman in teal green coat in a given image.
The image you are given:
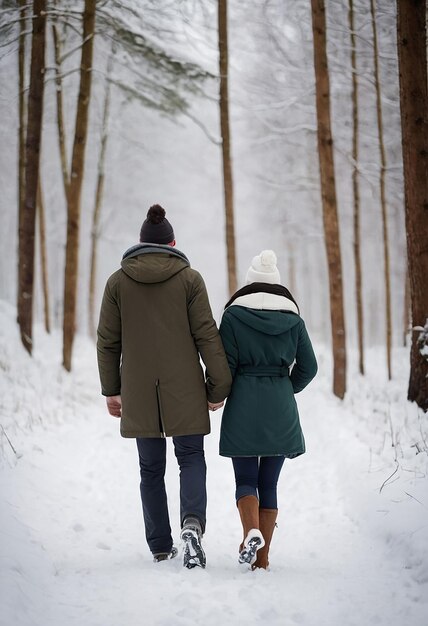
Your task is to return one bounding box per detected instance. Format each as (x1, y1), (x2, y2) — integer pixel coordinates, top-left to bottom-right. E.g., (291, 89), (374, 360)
(219, 250), (318, 569)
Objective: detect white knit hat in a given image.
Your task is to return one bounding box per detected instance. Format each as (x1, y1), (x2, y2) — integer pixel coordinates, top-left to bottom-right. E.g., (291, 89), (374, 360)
(245, 250), (281, 285)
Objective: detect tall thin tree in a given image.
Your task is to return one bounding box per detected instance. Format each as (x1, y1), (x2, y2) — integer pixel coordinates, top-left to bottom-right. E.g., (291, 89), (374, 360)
(397, 0), (428, 411)
(37, 179), (51, 334)
(17, 0), (27, 314)
(370, 0), (392, 380)
(349, 0), (364, 375)
(89, 45), (115, 339)
(218, 0), (237, 296)
(311, 0), (347, 399)
(403, 270), (410, 346)
(52, 21), (70, 204)
(17, 0), (47, 354)
(62, 0), (96, 371)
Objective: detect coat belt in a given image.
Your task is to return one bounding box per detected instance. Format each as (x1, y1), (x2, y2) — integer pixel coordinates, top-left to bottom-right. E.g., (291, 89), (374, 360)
(237, 365), (289, 377)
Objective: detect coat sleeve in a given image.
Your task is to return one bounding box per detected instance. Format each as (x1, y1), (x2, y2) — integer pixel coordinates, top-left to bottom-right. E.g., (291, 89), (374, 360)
(219, 311), (239, 379)
(187, 272), (232, 403)
(97, 273), (122, 396)
(290, 320), (318, 393)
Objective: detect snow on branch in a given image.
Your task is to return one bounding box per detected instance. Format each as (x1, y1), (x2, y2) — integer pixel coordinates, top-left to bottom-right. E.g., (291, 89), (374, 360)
(59, 33), (94, 64)
(253, 124), (317, 143)
(180, 110), (221, 145)
(415, 319), (428, 365)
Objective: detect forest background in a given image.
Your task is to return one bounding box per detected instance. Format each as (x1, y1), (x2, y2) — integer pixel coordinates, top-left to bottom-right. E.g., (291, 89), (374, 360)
(0, 2), (427, 624)
(0, 1), (427, 412)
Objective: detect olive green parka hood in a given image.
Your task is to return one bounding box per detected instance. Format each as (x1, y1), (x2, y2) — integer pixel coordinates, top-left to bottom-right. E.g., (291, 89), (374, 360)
(121, 243), (190, 284)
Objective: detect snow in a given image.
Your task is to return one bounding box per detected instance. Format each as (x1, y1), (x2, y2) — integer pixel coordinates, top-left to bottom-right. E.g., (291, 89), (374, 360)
(1, 300), (427, 626)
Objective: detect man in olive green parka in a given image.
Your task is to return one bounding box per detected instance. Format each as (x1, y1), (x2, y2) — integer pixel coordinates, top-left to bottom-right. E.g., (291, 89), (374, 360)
(97, 205), (231, 568)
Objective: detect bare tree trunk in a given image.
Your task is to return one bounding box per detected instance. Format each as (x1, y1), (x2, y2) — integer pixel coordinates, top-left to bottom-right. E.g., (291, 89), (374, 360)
(218, 0), (237, 296)
(52, 22), (70, 203)
(37, 180), (51, 333)
(370, 0), (392, 380)
(349, 0), (364, 376)
(311, 0), (347, 399)
(17, 0), (27, 312)
(403, 270), (410, 346)
(89, 47), (114, 340)
(397, 0), (428, 411)
(62, 0), (96, 371)
(288, 240), (297, 297)
(17, 0), (47, 354)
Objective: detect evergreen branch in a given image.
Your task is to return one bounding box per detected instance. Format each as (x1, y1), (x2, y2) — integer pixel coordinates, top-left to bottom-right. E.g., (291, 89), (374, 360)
(109, 77), (188, 116)
(97, 15), (213, 83)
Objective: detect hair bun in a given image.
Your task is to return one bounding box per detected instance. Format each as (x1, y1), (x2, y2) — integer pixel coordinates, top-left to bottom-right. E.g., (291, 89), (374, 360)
(147, 204), (166, 224)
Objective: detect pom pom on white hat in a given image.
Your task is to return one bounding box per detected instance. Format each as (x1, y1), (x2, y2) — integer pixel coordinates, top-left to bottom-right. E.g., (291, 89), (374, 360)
(245, 250), (281, 285)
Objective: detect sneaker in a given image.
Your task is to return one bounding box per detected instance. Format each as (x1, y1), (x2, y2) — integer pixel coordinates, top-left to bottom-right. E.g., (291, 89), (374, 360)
(180, 516), (206, 569)
(153, 546), (178, 563)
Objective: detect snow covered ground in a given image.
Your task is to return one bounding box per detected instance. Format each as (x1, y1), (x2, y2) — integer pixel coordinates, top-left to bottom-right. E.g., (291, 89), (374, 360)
(0, 299), (427, 626)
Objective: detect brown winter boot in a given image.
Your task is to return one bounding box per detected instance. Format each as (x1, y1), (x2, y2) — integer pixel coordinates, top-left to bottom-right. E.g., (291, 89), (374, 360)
(252, 508), (278, 570)
(237, 495), (265, 565)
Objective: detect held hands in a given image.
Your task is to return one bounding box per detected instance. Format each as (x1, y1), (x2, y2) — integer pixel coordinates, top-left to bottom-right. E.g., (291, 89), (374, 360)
(106, 395), (122, 418)
(208, 401), (224, 412)
(107, 395), (222, 416)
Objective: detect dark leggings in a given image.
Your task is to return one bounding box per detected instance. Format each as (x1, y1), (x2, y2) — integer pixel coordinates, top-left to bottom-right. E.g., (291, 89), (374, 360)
(232, 456), (285, 509)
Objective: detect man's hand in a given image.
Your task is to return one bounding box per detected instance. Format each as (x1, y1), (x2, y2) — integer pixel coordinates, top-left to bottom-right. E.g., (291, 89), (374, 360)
(106, 395), (122, 417)
(208, 401), (224, 412)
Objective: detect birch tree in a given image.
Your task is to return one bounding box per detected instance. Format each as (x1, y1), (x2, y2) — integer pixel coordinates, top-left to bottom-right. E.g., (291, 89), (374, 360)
(397, 0), (428, 411)
(218, 0), (237, 296)
(311, 0), (347, 399)
(17, 0), (46, 354)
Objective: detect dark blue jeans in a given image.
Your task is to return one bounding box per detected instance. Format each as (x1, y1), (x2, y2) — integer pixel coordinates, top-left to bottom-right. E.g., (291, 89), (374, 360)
(232, 456), (286, 509)
(136, 435), (207, 554)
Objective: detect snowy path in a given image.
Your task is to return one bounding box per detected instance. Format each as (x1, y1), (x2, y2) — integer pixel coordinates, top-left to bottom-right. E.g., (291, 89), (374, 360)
(0, 322), (427, 625)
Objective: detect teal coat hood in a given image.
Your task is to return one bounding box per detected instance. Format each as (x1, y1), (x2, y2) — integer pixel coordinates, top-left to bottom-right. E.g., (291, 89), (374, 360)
(226, 306), (301, 336)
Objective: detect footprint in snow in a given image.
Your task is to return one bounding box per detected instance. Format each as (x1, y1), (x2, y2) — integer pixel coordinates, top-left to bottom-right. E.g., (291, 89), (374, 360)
(72, 523), (85, 533)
